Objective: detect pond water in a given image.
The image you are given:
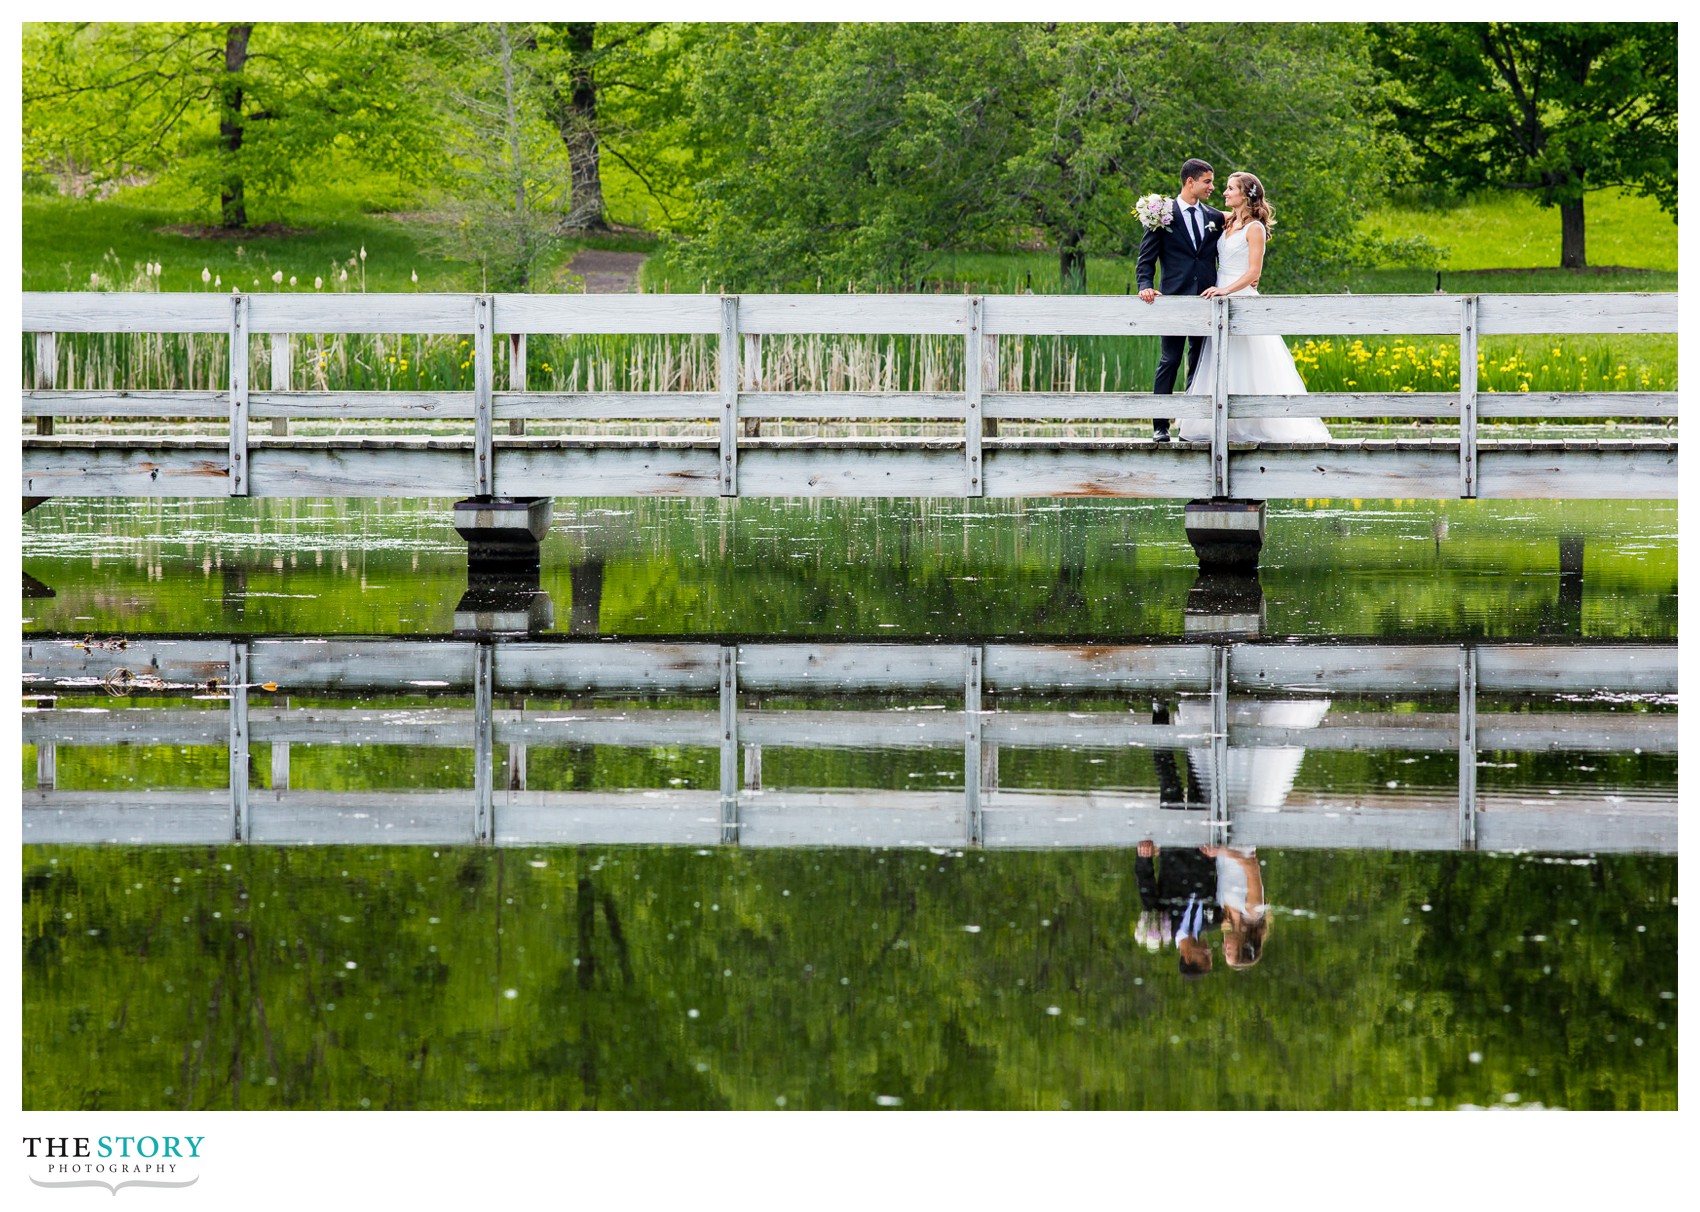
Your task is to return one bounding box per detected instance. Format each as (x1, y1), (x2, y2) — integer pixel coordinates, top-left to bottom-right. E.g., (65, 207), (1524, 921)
(20, 496), (1677, 1110)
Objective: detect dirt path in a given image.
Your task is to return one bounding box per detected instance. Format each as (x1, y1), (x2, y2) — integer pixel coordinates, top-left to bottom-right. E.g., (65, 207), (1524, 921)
(564, 249), (647, 293)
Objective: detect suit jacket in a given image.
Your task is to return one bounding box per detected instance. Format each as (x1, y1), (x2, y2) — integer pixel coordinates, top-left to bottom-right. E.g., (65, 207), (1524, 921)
(1135, 201), (1224, 296)
(1135, 847), (1221, 935)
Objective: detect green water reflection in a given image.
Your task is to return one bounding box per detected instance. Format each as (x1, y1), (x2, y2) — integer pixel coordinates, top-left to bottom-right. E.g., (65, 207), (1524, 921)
(22, 496), (1677, 639)
(22, 846), (1675, 1110)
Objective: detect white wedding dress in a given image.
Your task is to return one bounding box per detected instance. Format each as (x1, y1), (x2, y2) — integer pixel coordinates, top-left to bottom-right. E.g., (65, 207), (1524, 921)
(1178, 222), (1330, 443)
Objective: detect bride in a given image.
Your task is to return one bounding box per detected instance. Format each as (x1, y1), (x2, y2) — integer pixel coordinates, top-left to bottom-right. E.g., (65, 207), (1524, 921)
(1177, 172), (1330, 443)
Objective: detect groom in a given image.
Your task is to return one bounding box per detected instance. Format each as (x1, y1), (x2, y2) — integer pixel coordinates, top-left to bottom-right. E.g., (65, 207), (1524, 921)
(1136, 158), (1223, 442)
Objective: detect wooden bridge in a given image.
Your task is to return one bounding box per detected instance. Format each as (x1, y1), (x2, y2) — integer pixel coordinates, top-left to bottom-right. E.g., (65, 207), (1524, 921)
(22, 290), (1677, 503)
(23, 636), (1674, 853)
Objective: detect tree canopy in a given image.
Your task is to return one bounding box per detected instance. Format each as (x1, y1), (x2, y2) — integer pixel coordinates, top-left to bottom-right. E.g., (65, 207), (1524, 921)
(1370, 22), (1677, 269)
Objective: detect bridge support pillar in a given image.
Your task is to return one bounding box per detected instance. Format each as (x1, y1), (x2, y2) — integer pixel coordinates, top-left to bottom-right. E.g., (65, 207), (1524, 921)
(452, 497), (556, 637)
(1184, 498), (1265, 572)
(1184, 571), (1265, 639)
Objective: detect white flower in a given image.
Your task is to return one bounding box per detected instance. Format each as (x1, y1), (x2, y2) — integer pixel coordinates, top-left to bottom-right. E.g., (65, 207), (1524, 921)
(359, 246), (367, 261)
(410, 269), (418, 284)
(340, 269), (348, 282)
(89, 272), (99, 287)
(271, 270), (283, 284)
(202, 267), (211, 283)
(314, 276), (323, 290)
(215, 275), (221, 287)
(289, 275), (297, 286)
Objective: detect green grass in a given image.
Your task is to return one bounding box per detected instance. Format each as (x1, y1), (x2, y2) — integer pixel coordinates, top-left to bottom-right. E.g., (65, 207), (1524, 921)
(1365, 186), (1674, 272)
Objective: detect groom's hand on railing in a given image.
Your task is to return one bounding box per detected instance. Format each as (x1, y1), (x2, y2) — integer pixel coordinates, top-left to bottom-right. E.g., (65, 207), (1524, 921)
(1138, 288), (1159, 304)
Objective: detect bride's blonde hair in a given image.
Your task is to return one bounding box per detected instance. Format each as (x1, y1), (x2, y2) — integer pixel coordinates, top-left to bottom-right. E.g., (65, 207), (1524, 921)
(1229, 172), (1275, 232)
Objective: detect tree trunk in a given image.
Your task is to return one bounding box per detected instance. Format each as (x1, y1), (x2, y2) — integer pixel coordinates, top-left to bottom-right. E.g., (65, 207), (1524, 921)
(1058, 237), (1087, 294)
(548, 23), (610, 231)
(1559, 197), (1586, 269)
(219, 24), (253, 229)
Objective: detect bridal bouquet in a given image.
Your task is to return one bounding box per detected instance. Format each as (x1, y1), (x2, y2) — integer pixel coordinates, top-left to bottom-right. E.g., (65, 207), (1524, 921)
(1133, 193), (1174, 231)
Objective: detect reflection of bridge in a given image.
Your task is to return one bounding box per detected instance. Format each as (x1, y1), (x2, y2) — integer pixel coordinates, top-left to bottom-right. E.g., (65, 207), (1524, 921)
(23, 637), (1673, 853)
(23, 292), (1676, 504)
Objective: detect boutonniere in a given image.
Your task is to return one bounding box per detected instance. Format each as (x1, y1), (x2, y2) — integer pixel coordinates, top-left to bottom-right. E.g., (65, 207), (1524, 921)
(1205, 221), (1220, 234)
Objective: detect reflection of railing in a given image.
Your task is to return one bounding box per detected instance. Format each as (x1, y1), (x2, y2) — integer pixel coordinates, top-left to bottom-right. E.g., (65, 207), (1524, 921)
(22, 637), (1673, 852)
(22, 291), (1677, 501)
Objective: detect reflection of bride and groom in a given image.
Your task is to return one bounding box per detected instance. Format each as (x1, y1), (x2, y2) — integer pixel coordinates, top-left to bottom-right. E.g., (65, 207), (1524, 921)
(1137, 157), (1331, 445)
(1136, 693), (1331, 976)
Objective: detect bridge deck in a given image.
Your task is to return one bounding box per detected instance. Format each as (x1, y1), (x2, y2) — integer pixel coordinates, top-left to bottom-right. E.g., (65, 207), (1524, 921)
(21, 433), (1679, 499)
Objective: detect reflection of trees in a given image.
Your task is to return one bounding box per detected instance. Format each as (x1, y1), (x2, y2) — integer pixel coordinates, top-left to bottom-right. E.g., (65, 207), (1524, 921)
(21, 845), (1677, 1110)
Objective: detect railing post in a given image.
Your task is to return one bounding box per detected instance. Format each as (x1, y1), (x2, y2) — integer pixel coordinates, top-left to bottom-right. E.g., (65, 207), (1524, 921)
(270, 695), (290, 791)
(1459, 295), (1479, 499)
(474, 642), (494, 843)
(1210, 296), (1230, 497)
(965, 297), (984, 496)
(508, 333), (527, 436)
(269, 332), (290, 436)
(719, 296), (740, 496)
(35, 697), (56, 790)
(1209, 643), (1230, 831)
(982, 331), (1000, 438)
(229, 294), (250, 496)
(720, 646), (739, 843)
(1458, 645), (1478, 849)
(474, 296), (494, 496)
(965, 645), (983, 846)
(229, 641), (250, 841)
(34, 332), (55, 436)
(742, 332), (762, 438)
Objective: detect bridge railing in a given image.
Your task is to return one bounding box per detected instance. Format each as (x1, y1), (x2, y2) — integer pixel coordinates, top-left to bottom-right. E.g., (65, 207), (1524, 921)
(22, 291), (1677, 500)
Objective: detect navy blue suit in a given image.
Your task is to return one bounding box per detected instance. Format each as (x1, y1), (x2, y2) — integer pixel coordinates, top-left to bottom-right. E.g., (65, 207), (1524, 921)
(1136, 201), (1224, 431)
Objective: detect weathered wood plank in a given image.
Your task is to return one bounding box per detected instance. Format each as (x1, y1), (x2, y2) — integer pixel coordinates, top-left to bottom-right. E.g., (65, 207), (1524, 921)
(248, 640), (478, 690)
(1476, 392), (1677, 419)
(474, 295), (493, 495)
(1231, 393), (1457, 419)
(495, 791), (723, 846)
(269, 332), (291, 436)
(24, 293), (230, 334)
(1225, 444), (1466, 500)
(33, 331), (56, 435)
(985, 644), (1216, 691)
(493, 293), (722, 334)
(493, 391), (717, 420)
(985, 446), (1215, 498)
(738, 792), (967, 848)
(982, 295), (1211, 336)
(229, 294), (250, 495)
(245, 294), (476, 334)
(22, 446), (231, 496)
(1476, 292), (1678, 335)
(1228, 294), (1464, 336)
(21, 389), (228, 417)
(249, 791), (480, 845)
(739, 644), (969, 692)
(1476, 645), (1676, 694)
(739, 294), (969, 335)
(1211, 296), (1230, 495)
(739, 391), (962, 419)
(982, 392), (1215, 420)
(493, 642), (722, 693)
(246, 445), (475, 497)
(1460, 295), (1479, 498)
(250, 391), (476, 419)
(1476, 445), (1677, 499)
(22, 791), (234, 844)
(965, 298), (984, 497)
(491, 446), (719, 497)
(734, 447), (966, 497)
(719, 295), (739, 496)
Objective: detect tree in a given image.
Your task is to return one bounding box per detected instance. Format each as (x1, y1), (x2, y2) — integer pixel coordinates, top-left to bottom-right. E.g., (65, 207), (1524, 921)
(669, 23), (1384, 292)
(23, 22), (427, 229)
(1371, 22), (1677, 269)
(420, 23), (564, 290)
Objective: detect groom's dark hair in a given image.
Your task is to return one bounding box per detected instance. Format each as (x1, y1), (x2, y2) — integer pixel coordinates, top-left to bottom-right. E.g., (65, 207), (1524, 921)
(1181, 158), (1213, 185)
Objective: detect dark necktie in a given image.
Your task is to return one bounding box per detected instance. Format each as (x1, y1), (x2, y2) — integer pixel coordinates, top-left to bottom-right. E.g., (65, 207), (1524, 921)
(1188, 207), (1202, 248)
